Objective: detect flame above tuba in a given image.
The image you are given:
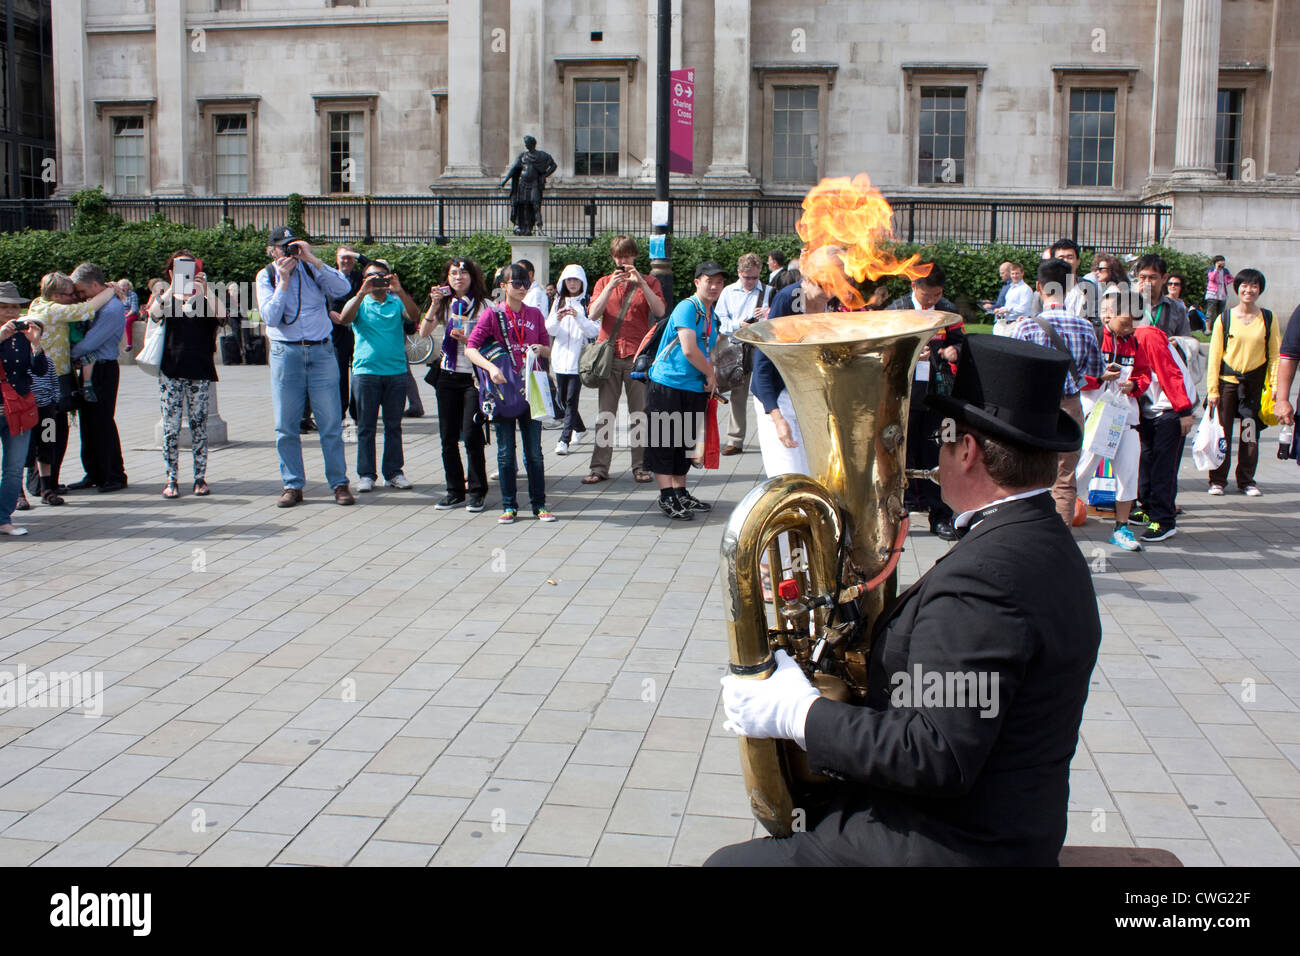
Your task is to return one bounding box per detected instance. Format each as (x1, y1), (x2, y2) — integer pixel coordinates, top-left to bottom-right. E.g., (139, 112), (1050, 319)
(723, 309), (953, 836)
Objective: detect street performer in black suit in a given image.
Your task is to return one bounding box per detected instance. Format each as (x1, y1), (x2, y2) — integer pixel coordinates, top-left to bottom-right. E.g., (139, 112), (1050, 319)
(709, 335), (1102, 866)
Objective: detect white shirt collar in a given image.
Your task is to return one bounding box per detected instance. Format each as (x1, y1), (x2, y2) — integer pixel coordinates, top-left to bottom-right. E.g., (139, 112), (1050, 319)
(954, 487), (1053, 531)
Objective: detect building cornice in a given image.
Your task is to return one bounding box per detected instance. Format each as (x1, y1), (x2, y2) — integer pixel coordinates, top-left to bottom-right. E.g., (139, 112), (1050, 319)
(900, 63), (987, 91)
(1050, 64), (1141, 91)
(554, 56), (640, 82)
(753, 63), (839, 90)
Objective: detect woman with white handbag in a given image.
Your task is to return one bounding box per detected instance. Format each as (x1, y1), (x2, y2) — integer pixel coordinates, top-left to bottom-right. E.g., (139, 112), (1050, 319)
(145, 251), (225, 499)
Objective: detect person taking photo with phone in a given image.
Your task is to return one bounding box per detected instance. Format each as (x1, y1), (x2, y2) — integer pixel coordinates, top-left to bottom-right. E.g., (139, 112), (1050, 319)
(339, 260), (420, 493)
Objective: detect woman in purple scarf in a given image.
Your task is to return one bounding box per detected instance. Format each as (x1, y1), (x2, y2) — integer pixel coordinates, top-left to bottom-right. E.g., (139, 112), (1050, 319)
(419, 257), (493, 513)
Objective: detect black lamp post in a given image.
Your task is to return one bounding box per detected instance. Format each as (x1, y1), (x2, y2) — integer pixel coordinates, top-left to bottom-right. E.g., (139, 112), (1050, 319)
(649, 0), (674, 310)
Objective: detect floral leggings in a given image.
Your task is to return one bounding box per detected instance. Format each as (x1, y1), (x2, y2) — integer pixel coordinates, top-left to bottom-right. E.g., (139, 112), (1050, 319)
(159, 373), (211, 482)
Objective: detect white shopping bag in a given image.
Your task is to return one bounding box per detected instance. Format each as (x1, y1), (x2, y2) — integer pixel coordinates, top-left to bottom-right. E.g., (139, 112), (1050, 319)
(1192, 406), (1226, 471)
(136, 317), (165, 377)
(524, 349), (555, 420)
(1081, 387), (1128, 461)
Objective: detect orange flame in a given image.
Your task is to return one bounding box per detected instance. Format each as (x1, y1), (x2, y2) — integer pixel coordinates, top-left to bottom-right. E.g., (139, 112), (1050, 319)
(796, 173), (931, 309)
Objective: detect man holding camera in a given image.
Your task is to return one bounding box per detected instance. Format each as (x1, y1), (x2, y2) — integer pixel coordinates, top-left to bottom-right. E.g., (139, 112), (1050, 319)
(256, 226), (355, 507)
(339, 260), (420, 492)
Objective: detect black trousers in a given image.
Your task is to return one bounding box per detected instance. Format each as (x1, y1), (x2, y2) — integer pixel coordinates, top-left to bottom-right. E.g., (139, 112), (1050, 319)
(905, 378), (952, 525)
(435, 370), (487, 497)
(555, 373), (586, 441)
(331, 323), (356, 422)
(404, 367), (424, 416)
(643, 381), (708, 477)
(1137, 411), (1183, 527)
(26, 405), (69, 486)
(78, 361), (126, 485)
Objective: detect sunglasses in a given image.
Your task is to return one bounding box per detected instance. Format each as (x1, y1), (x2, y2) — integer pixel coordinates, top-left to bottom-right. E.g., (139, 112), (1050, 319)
(508, 280), (529, 289)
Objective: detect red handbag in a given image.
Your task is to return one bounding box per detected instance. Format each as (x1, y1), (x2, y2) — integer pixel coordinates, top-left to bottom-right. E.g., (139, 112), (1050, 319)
(0, 358), (39, 435)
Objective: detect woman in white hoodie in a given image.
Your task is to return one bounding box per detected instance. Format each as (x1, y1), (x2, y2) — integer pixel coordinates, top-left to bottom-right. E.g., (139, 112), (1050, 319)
(545, 264), (600, 455)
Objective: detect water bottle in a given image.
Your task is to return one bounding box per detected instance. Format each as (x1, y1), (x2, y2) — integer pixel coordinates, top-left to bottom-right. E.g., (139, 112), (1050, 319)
(1279, 424), (1294, 460)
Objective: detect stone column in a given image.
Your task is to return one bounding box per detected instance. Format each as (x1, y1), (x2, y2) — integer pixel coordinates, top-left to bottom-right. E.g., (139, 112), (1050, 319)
(153, 1), (189, 194)
(50, 0), (89, 196)
(704, 0), (754, 182)
(1171, 0), (1222, 178)
(442, 0), (486, 178)
(508, 0), (545, 160)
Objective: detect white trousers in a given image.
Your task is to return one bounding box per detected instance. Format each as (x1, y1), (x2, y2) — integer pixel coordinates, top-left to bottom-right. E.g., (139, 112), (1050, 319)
(753, 392), (810, 479)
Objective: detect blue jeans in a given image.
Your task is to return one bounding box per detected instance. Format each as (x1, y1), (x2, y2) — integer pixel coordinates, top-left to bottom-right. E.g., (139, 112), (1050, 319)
(1, 410), (33, 526)
(353, 372), (407, 480)
(494, 414), (545, 512)
(269, 340), (347, 490)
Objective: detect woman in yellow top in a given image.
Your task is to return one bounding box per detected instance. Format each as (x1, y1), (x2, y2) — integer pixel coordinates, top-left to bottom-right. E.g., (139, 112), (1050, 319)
(1205, 267), (1281, 496)
(18, 273), (123, 506)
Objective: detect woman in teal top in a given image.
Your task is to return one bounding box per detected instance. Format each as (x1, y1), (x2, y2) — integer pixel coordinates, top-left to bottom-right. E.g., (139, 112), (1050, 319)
(644, 261), (726, 519)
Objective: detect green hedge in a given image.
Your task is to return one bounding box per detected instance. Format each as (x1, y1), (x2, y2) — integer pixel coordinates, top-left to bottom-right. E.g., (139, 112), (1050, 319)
(0, 197), (1211, 318)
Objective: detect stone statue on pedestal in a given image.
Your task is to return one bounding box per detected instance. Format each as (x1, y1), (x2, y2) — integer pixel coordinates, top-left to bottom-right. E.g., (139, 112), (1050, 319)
(501, 136), (557, 236)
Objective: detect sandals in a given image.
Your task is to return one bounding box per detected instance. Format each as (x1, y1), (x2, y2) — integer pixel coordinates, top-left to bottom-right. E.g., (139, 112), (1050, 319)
(14, 494), (30, 511)
(633, 468), (654, 483)
(41, 490), (65, 506)
(582, 473), (608, 484)
(193, 479), (210, 496)
(162, 481), (180, 499)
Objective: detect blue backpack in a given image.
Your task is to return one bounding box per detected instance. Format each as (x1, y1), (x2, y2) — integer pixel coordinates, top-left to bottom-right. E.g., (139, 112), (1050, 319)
(474, 307), (530, 421)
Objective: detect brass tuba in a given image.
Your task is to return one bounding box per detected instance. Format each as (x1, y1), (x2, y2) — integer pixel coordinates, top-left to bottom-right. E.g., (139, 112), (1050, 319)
(723, 309), (953, 836)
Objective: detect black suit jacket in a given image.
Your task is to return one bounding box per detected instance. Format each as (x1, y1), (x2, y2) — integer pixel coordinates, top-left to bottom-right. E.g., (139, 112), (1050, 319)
(803, 492), (1101, 865)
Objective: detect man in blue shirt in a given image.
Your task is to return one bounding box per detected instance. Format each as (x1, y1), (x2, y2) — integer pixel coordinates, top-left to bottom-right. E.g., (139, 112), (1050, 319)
(1013, 257), (1103, 524)
(645, 261), (724, 520)
(256, 226), (355, 507)
(339, 260), (420, 492)
(69, 262), (129, 492)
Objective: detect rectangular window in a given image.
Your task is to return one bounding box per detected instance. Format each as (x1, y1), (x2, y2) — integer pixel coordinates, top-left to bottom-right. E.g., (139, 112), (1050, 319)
(1066, 88), (1116, 187)
(772, 86), (818, 182)
(214, 114), (249, 194)
(328, 110), (365, 193)
(19, 144), (55, 198)
(918, 87), (966, 184)
(112, 115), (146, 194)
(574, 79), (619, 176)
(1215, 89), (1243, 180)
(215, 0), (242, 10)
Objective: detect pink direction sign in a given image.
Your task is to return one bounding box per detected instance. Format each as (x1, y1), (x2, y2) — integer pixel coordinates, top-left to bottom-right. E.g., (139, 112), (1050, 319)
(670, 68), (694, 174)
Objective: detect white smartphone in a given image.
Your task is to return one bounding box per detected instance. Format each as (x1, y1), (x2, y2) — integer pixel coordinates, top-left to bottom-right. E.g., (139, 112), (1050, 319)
(173, 258), (196, 297)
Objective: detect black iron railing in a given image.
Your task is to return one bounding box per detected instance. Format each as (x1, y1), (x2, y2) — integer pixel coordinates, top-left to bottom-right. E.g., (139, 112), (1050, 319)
(0, 194), (1169, 253)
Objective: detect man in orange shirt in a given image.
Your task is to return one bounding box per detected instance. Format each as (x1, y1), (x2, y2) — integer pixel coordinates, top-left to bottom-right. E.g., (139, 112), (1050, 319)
(583, 235), (667, 484)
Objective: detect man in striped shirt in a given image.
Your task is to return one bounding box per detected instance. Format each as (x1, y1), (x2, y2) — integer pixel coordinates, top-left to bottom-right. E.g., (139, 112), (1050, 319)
(1013, 258), (1103, 524)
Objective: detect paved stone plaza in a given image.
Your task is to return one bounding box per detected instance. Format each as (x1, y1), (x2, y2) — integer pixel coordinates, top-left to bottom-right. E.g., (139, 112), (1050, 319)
(1, 364), (1297, 866)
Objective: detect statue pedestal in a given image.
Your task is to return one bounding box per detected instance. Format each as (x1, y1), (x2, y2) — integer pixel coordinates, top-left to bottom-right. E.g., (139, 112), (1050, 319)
(507, 236), (553, 290)
(154, 383), (229, 449)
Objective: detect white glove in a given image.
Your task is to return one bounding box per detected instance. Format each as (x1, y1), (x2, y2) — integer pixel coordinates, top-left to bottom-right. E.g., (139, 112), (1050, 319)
(720, 650), (821, 749)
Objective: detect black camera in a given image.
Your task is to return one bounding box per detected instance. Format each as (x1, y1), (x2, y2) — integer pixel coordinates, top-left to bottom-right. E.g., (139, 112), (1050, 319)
(12, 319), (28, 331)
(279, 241), (299, 258)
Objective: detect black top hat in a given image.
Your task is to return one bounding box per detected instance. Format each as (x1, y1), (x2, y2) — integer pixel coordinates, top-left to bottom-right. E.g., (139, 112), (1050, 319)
(926, 334), (1083, 452)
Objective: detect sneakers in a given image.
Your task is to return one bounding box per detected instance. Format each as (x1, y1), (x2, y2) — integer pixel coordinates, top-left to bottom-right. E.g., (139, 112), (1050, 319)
(1207, 484), (1225, 496)
(572, 429), (586, 445)
(535, 509), (558, 522)
(1127, 507), (1151, 527)
(658, 495), (694, 521)
(356, 476), (375, 492)
(342, 421), (358, 444)
(678, 491), (712, 512)
(467, 495), (486, 513)
(386, 472), (413, 490)
(498, 509), (517, 524)
(555, 441), (569, 456)
(1110, 525), (1143, 551)
(541, 418), (563, 430)
(1242, 484), (1262, 496)
(1140, 522), (1176, 542)
(435, 493), (466, 510)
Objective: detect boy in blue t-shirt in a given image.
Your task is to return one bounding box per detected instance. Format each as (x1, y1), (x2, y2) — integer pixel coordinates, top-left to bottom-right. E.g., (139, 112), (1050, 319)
(645, 261), (726, 519)
(339, 261), (420, 490)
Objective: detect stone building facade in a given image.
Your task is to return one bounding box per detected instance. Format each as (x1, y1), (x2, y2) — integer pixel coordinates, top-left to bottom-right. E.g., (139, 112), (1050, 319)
(50, 0), (1300, 302)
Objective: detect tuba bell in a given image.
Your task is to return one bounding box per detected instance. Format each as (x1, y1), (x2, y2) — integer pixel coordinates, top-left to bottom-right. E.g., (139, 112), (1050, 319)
(723, 309), (954, 836)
